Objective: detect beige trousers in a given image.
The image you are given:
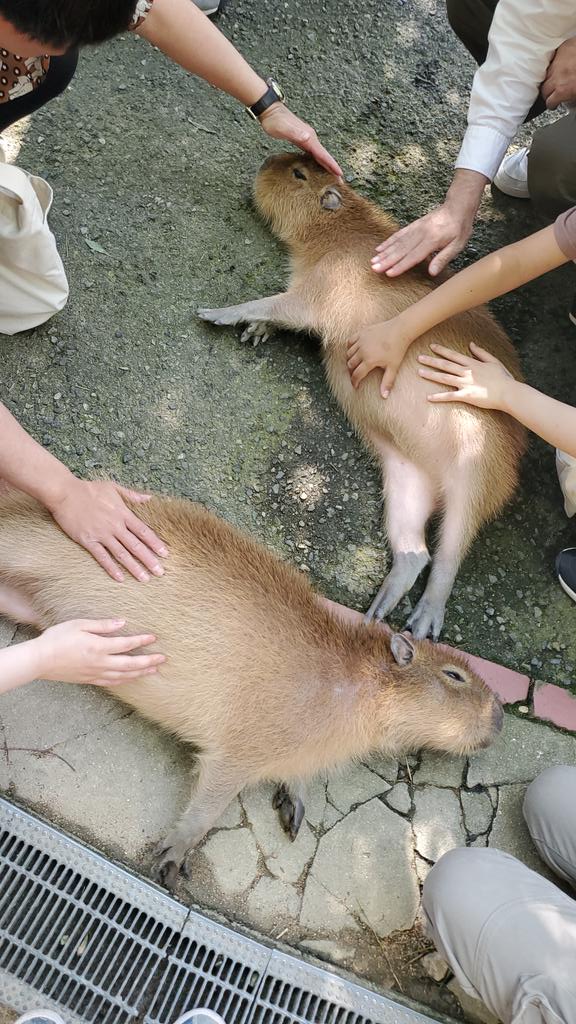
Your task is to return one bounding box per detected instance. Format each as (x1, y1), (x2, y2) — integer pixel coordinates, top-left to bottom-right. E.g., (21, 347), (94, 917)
(423, 766), (576, 1023)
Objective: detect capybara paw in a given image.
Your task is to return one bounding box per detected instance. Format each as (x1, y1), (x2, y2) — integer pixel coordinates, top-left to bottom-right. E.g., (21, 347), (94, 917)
(197, 305), (243, 326)
(240, 321), (272, 346)
(151, 840), (187, 890)
(273, 784), (305, 841)
(405, 597), (446, 641)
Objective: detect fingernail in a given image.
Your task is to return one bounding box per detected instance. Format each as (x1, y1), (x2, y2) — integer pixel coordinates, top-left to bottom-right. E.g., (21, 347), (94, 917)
(382, 390), (389, 399)
(138, 572), (150, 583)
(158, 546), (169, 557)
(114, 572), (124, 583)
(151, 564), (164, 576)
(113, 619), (125, 627)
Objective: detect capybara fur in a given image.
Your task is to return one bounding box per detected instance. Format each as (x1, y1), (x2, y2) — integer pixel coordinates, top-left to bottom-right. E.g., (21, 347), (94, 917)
(0, 490), (502, 887)
(199, 153), (527, 640)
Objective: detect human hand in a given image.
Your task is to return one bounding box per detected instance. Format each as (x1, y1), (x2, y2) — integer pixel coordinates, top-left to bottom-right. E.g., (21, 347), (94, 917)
(259, 103), (342, 177)
(417, 341), (514, 408)
(347, 319), (413, 396)
(47, 478), (168, 583)
(542, 38), (576, 109)
(371, 202), (475, 278)
(33, 619), (165, 686)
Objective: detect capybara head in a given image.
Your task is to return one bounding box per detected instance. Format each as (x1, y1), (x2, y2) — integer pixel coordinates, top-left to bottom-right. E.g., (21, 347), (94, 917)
(254, 152), (355, 245)
(376, 632), (503, 757)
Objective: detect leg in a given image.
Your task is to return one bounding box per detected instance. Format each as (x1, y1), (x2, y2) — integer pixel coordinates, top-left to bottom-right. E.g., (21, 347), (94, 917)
(523, 765), (576, 887)
(152, 756), (245, 890)
(445, 0), (545, 120)
(0, 582), (40, 625)
(272, 780), (307, 840)
(423, 847), (576, 1023)
(198, 291), (314, 345)
(528, 111), (576, 220)
(406, 469), (478, 640)
(365, 440), (436, 623)
(0, 50), (79, 133)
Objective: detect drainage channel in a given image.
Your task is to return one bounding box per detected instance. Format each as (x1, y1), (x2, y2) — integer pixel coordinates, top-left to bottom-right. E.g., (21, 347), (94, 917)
(0, 798), (441, 1024)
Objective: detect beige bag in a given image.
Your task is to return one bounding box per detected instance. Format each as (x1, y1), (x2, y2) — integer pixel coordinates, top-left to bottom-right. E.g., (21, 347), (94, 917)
(0, 159), (68, 335)
(556, 448), (576, 518)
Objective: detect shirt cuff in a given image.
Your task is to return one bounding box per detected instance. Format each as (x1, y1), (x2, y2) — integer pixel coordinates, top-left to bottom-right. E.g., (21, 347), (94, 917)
(554, 207), (576, 261)
(455, 125), (513, 181)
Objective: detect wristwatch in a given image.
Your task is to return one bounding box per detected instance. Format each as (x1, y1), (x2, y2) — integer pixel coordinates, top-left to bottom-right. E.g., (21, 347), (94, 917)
(246, 77), (285, 120)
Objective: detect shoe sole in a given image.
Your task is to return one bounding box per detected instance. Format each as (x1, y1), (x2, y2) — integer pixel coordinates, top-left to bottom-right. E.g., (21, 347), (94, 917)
(558, 574), (576, 604)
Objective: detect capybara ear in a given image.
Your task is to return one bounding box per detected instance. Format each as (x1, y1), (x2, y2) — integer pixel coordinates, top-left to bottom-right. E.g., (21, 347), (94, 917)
(320, 187), (342, 211)
(390, 632), (415, 667)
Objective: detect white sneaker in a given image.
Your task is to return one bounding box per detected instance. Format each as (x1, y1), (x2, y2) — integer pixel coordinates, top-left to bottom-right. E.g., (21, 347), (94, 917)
(493, 146), (530, 199)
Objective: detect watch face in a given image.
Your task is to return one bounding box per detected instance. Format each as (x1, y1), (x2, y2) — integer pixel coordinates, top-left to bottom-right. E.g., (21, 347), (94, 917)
(269, 78), (285, 103)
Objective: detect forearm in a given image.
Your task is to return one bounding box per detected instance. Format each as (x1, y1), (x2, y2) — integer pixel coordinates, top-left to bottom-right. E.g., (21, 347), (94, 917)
(138, 0), (266, 105)
(504, 381), (576, 457)
(0, 402), (74, 507)
(398, 224), (567, 341)
(0, 640), (42, 693)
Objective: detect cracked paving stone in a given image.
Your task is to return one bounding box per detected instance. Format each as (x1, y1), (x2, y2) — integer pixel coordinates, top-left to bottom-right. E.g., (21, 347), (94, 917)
(327, 763), (390, 814)
(241, 783), (317, 883)
(488, 784), (556, 879)
(301, 799), (419, 937)
(300, 938), (355, 965)
(385, 781), (412, 815)
(461, 790), (494, 836)
(246, 876), (301, 930)
(361, 752), (399, 782)
(301, 775), (329, 828)
(467, 715), (576, 787)
(202, 827), (260, 896)
(413, 787), (465, 863)
(415, 750), (466, 788)
(215, 798), (243, 829)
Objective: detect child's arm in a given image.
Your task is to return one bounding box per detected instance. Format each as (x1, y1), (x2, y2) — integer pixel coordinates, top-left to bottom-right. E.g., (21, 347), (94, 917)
(347, 224), (569, 396)
(418, 341), (576, 458)
(0, 402), (167, 581)
(0, 619), (165, 693)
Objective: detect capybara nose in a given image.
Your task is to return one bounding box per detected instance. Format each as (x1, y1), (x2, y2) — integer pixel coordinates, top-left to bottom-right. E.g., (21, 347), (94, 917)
(491, 698), (504, 735)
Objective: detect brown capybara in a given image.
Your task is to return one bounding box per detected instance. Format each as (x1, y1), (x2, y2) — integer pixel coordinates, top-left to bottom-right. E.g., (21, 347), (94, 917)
(0, 490), (502, 888)
(199, 153), (526, 640)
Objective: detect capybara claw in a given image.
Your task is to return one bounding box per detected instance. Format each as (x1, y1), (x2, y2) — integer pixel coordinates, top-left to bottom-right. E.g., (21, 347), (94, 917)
(273, 784), (305, 841)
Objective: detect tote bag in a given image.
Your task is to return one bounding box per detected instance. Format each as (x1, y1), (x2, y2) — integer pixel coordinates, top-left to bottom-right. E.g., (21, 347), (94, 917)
(0, 160), (68, 335)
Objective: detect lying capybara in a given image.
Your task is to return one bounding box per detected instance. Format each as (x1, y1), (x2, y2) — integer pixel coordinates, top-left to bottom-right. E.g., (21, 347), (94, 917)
(0, 490), (502, 887)
(198, 154), (527, 640)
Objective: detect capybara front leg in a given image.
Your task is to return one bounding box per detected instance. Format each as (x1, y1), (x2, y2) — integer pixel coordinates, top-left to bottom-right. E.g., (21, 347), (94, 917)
(0, 583), (41, 626)
(198, 292), (315, 342)
(272, 781), (307, 840)
(365, 440), (437, 623)
(152, 759), (244, 890)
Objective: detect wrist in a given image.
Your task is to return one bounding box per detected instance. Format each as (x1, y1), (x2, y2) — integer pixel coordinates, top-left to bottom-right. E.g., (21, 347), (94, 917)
(445, 169), (487, 220)
(499, 378), (524, 416)
(36, 464), (79, 513)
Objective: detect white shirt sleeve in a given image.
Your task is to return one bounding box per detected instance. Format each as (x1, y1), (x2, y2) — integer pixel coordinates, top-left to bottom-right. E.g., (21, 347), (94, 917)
(455, 0), (576, 181)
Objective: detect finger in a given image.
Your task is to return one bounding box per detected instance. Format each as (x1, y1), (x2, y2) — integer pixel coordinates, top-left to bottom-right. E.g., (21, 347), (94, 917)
(375, 223), (414, 254)
(428, 241), (462, 276)
(347, 340), (359, 355)
(469, 341), (499, 363)
(418, 368), (462, 387)
(101, 633), (159, 653)
(418, 355), (467, 375)
(123, 519), (168, 574)
(107, 653), (166, 672)
(427, 390), (461, 404)
(93, 666), (161, 686)
(351, 364), (370, 388)
(428, 344), (471, 365)
(85, 542), (124, 583)
(346, 352), (363, 371)
(545, 88), (560, 110)
(126, 513), (169, 559)
(105, 537), (151, 583)
(380, 365), (397, 398)
(115, 484), (153, 504)
(303, 137), (343, 177)
(71, 618), (126, 634)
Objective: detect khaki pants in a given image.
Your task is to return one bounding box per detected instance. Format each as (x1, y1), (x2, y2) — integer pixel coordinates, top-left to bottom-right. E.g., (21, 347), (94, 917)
(423, 766), (576, 1023)
(446, 0), (576, 219)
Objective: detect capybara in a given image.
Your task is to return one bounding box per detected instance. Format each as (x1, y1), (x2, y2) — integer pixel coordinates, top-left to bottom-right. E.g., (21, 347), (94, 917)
(0, 490), (502, 887)
(199, 154), (526, 640)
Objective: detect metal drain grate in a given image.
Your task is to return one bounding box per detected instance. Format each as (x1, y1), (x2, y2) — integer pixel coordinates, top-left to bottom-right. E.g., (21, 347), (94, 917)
(0, 798), (440, 1024)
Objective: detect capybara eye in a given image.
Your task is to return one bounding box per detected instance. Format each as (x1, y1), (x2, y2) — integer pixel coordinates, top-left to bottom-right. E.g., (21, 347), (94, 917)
(443, 669), (465, 683)
(293, 168), (307, 181)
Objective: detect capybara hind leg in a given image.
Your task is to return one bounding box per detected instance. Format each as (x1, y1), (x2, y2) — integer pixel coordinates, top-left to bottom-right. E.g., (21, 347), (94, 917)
(273, 781), (306, 840)
(406, 474), (479, 641)
(365, 440), (436, 623)
(152, 759), (244, 890)
(0, 583), (40, 626)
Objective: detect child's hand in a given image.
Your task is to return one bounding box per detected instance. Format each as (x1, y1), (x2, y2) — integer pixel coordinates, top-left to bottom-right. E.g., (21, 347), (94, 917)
(347, 319), (412, 397)
(47, 479), (168, 583)
(417, 341), (514, 409)
(32, 619), (166, 686)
